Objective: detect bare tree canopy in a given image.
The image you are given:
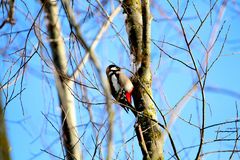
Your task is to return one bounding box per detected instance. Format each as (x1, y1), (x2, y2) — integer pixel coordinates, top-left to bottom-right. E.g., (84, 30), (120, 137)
(0, 0), (240, 160)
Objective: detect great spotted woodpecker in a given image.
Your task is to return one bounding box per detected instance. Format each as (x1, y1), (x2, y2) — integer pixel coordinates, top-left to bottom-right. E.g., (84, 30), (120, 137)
(106, 65), (134, 112)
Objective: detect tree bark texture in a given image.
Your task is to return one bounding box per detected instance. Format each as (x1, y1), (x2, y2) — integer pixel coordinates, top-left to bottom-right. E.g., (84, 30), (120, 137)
(40, 1), (81, 159)
(122, 0), (143, 67)
(122, 0), (164, 159)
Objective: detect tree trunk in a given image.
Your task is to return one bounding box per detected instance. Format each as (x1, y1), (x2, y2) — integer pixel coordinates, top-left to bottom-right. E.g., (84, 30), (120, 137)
(123, 0), (164, 159)
(40, 1), (81, 159)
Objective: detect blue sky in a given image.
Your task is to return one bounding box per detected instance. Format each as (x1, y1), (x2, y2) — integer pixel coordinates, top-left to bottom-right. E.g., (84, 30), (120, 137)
(1, 0), (240, 159)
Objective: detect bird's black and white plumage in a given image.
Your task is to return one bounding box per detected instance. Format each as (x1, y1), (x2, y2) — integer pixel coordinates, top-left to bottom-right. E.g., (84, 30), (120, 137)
(106, 65), (134, 112)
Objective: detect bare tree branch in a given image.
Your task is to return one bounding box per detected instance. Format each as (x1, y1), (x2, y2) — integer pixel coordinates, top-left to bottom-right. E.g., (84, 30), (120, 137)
(0, 0), (15, 29)
(70, 5), (121, 79)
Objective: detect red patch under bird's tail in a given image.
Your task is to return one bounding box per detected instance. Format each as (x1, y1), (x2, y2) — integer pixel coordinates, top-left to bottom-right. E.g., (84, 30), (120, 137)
(126, 91), (132, 104)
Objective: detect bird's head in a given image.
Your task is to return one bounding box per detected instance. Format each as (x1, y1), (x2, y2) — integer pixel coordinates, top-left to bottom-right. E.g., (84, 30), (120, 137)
(106, 64), (121, 75)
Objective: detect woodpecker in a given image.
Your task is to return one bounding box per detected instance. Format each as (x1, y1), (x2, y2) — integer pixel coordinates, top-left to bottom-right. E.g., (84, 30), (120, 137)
(106, 65), (134, 112)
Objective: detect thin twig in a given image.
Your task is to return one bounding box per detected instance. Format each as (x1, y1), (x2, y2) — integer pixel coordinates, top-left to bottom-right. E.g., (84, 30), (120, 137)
(166, 1), (210, 159)
(229, 102), (239, 159)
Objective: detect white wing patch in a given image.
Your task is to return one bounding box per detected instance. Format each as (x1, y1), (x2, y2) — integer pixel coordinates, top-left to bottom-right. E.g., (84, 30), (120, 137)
(111, 74), (120, 92)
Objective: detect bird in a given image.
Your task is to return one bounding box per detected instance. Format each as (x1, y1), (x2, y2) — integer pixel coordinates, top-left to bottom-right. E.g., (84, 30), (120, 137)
(106, 64), (134, 112)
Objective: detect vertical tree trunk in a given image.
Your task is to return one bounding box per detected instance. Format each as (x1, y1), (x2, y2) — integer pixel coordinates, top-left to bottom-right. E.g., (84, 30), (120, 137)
(40, 1), (81, 159)
(123, 0), (164, 159)
(0, 88), (11, 160)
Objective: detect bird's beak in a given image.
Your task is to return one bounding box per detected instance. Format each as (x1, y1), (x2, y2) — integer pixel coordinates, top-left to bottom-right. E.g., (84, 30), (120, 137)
(106, 67), (110, 74)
